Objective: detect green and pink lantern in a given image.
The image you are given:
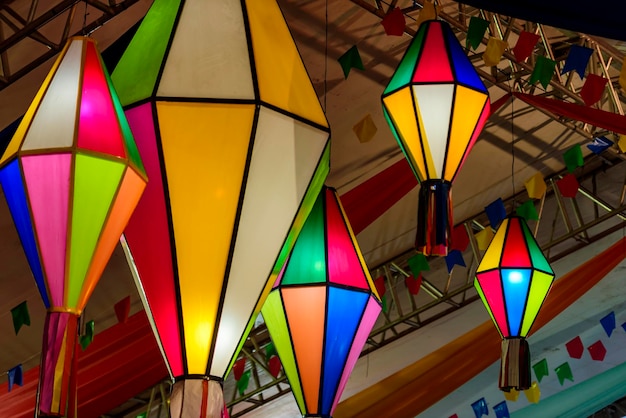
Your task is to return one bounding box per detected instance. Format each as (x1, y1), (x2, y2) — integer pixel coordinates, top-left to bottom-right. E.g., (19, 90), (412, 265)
(382, 19), (491, 256)
(0, 37), (147, 416)
(474, 216), (555, 391)
(262, 187), (382, 417)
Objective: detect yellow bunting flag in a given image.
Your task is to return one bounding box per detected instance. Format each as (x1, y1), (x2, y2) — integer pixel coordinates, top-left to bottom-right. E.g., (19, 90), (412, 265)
(524, 172), (547, 199)
(353, 114), (377, 143)
(524, 381), (541, 404)
(474, 227), (494, 251)
(503, 388), (520, 402)
(415, 0), (440, 28)
(483, 38), (508, 67)
(620, 57), (626, 92)
(618, 134), (626, 153)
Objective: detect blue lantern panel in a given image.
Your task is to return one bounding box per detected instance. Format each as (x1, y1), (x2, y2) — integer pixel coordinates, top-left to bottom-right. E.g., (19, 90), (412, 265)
(445, 26), (487, 92)
(502, 268), (531, 336)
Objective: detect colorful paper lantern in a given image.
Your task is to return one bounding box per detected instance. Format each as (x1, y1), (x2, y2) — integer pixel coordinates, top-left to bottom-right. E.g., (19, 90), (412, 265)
(382, 20), (490, 256)
(262, 187), (382, 417)
(474, 216), (555, 391)
(0, 36), (147, 416)
(111, 0), (330, 416)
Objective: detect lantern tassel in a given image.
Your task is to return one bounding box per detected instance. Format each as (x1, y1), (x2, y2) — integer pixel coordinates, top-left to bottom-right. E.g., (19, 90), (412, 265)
(170, 378), (225, 418)
(38, 311), (79, 417)
(500, 337), (531, 391)
(416, 180), (452, 256)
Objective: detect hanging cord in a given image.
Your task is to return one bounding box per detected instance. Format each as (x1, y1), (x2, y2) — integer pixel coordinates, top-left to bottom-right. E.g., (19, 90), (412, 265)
(323, 0), (328, 112)
(82, 2), (89, 36)
(510, 80), (516, 211)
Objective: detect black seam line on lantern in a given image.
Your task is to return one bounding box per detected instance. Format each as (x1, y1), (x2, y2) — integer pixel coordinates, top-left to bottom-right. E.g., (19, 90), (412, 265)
(277, 282), (376, 295)
(440, 84), (456, 180)
(240, 0), (260, 103)
(318, 190), (330, 414)
(447, 98), (489, 182)
(499, 221), (512, 337)
(174, 374), (224, 384)
(517, 220), (541, 336)
(381, 81), (487, 100)
(439, 22), (455, 181)
(274, 0), (331, 129)
(150, 99), (189, 374)
(260, 101), (330, 134)
(205, 103), (261, 378)
(150, 0), (185, 100)
(409, 79), (431, 182)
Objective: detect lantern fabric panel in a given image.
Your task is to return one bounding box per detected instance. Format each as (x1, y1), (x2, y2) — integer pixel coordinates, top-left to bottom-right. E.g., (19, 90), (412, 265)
(111, 0), (181, 106)
(21, 154), (70, 307)
(520, 270), (553, 336)
(21, 40), (81, 152)
(0, 160), (49, 307)
(124, 103), (183, 377)
(157, 0), (254, 100)
(475, 269), (507, 338)
(245, 0), (327, 128)
(412, 22), (453, 82)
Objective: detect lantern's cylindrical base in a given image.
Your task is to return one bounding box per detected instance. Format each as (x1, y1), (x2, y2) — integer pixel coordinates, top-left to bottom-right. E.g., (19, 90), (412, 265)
(416, 180), (452, 256)
(500, 337), (531, 391)
(170, 377), (225, 418)
(38, 311), (80, 418)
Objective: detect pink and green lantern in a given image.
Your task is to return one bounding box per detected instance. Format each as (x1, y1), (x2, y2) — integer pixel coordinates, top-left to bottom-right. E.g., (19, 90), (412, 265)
(474, 216), (555, 391)
(382, 20), (491, 256)
(262, 187), (382, 417)
(0, 37), (147, 416)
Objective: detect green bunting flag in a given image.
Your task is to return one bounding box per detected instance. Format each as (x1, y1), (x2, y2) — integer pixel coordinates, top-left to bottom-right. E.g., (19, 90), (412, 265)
(466, 17), (490, 50)
(555, 362), (574, 385)
(80, 320), (95, 351)
(516, 200), (539, 221)
(381, 294), (389, 313)
(530, 56), (556, 89)
(408, 253), (430, 276)
(265, 342), (277, 361)
(135, 413), (147, 418)
(563, 144), (584, 172)
(11, 301), (30, 335)
(237, 370), (251, 395)
(338, 45), (364, 79)
(532, 358), (549, 382)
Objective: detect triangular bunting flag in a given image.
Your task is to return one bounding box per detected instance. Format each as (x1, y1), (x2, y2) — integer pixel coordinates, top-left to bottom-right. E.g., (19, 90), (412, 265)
(381, 8), (405, 36)
(503, 389), (519, 402)
(7, 364), (23, 392)
(268, 355), (281, 378)
(338, 45), (364, 79)
(474, 228), (494, 251)
(554, 362), (574, 385)
(485, 198), (507, 228)
(587, 136), (613, 154)
(515, 200), (539, 221)
(233, 358), (246, 381)
(114, 296), (131, 324)
(483, 37), (508, 67)
(532, 358), (549, 382)
(493, 401), (510, 418)
(600, 311), (616, 337)
(451, 224), (469, 252)
(512, 31), (540, 62)
(80, 320), (95, 351)
(471, 398), (488, 418)
(10, 301), (30, 335)
(237, 370), (251, 395)
(374, 276), (387, 297)
(408, 253), (429, 275)
(265, 342), (277, 361)
(556, 174), (579, 198)
(588, 340), (607, 361)
(524, 382), (541, 403)
(565, 336), (584, 359)
(524, 172), (547, 199)
(353, 114), (377, 143)
(563, 144), (584, 172)
(444, 249), (465, 273)
(415, 0), (439, 28)
(530, 56), (556, 89)
(580, 74), (608, 106)
(466, 17), (490, 50)
(619, 134), (626, 153)
(405, 274), (422, 295)
(561, 45), (593, 78)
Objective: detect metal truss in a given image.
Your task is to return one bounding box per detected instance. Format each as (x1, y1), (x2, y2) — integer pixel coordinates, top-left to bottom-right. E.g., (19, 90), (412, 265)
(0, 0), (139, 90)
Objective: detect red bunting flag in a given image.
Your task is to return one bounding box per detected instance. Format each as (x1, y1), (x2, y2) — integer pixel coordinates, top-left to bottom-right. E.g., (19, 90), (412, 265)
(381, 7), (405, 36)
(233, 357), (246, 381)
(268, 355), (282, 378)
(580, 74), (608, 106)
(451, 224), (469, 252)
(405, 274), (422, 295)
(557, 174), (579, 198)
(374, 276), (387, 297)
(512, 31), (540, 62)
(587, 340), (607, 361)
(114, 296), (131, 324)
(565, 336), (584, 359)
